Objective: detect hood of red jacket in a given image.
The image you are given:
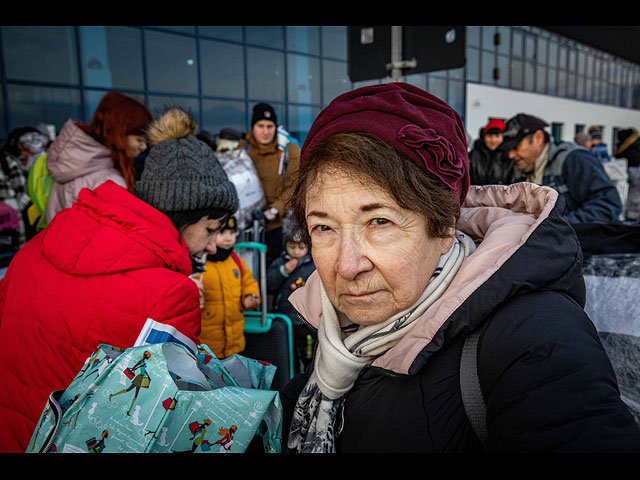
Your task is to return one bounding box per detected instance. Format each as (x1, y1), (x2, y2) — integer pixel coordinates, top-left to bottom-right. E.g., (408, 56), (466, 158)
(40, 180), (192, 276)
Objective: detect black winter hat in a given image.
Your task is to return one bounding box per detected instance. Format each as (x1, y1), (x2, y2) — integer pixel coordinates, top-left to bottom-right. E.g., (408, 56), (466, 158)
(251, 103), (277, 127)
(136, 108), (239, 214)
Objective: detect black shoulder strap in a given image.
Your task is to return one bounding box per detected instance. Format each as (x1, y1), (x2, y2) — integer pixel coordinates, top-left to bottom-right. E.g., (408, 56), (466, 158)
(460, 330), (488, 443)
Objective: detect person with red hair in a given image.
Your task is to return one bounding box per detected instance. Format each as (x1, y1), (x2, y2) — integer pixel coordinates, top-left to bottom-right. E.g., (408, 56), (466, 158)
(45, 91), (152, 224)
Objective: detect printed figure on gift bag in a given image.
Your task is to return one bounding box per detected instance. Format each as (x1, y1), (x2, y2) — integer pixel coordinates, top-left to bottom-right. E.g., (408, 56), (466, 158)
(86, 429), (108, 453)
(175, 419), (212, 453)
(214, 425), (237, 452)
(108, 350), (151, 416)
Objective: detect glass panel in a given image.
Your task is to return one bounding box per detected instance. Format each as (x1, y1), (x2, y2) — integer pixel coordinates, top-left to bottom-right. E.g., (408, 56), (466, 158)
(79, 26), (144, 90)
(466, 26), (480, 48)
(147, 95), (200, 123)
(322, 59), (351, 105)
(585, 77), (593, 101)
(537, 37), (548, 65)
(548, 39), (558, 67)
(7, 85), (82, 134)
(287, 53), (320, 104)
(497, 55), (509, 88)
(525, 33), (536, 59)
(145, 31), (198, 94)
(567, 73), (577, 98)
(577, 51), (586, 76)
(481, 51), (495, 84)
(200, 39), (245, 98)
(202, 98), (247, 137)
(558, 45), (567, 70)
(447, 79), (464, 117)
(465, 47), (480, 82)
(246, 26), (284, 49)
(481, 26), (496, 51)
(427, 75), (446, 102)
(547, 68), (557, 95)
(2, 26), (79, 84)
(287, 104), (320, 144)
(510, 59), (523, 90)
(198, 26), (243, 42)
(322, 26), (347, 60)
(84, 90), (146, 123)
(512, 30), (523, 57)
(246, 47), (285, 102)
(524, 62), (535, 91)
(568, 48), (576, 72)
(496, 26), (510, 55)
(535, 64), (546, 94)
(286, 26), (319, 55)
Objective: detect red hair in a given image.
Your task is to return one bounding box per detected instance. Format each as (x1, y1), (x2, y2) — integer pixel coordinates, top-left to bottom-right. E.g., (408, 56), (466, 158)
(87, 91), (152, 192)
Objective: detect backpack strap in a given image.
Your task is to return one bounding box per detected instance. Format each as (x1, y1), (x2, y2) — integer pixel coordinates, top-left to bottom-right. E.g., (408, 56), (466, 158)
(231, 251), (243, 272)
(460, 329), (488, 443)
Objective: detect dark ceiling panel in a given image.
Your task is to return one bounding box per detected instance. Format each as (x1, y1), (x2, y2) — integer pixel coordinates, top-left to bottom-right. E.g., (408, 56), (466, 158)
(540, 26), (640, 65)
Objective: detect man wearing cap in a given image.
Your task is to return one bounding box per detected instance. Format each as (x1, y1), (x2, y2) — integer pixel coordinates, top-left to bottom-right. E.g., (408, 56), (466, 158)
(588, 126), (611, 163)
(468, 118), (517, 185)
(504, 113), (622, 224)
(241, 103), (300, 264)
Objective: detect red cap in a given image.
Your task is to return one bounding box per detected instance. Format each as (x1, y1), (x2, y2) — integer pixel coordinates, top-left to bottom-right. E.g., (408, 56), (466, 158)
(482, 118), (506, 135)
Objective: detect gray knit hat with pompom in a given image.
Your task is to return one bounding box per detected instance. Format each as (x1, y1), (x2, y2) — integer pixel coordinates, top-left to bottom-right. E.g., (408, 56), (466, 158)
(135, 108), (238, 213)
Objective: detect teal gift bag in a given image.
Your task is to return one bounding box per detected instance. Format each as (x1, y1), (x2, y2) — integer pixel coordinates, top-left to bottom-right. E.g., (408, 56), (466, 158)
(27, 341), (282, 453)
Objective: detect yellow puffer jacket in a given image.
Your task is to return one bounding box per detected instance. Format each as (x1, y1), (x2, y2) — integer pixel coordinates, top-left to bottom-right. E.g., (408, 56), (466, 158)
(199, 251), (260, 358)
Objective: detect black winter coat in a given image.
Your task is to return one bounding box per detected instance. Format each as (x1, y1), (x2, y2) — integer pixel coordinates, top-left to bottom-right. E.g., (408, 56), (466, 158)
(468, 137), (517, 186)
(280, 183), (640, 453)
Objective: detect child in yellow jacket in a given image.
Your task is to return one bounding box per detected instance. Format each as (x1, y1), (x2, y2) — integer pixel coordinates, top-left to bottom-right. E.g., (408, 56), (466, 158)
(199, 216), (260, 358)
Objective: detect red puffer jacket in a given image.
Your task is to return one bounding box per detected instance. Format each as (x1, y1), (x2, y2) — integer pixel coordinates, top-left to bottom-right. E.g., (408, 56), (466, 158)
(0, 180), (201, 452)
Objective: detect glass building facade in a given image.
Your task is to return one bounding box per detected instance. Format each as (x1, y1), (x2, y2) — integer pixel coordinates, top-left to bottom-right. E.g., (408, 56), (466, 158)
(1, 25), (639, 144)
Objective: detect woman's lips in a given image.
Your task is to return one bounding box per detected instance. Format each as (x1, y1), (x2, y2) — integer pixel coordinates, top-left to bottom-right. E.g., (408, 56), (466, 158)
(341, 290), (382, 299)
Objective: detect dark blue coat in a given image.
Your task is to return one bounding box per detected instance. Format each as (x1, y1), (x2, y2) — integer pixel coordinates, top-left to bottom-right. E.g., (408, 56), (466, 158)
(266, 253), (315, 324)
(514, 141), (622, 224)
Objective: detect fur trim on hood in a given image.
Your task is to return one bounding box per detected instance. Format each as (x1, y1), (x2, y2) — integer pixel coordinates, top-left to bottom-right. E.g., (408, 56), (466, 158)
(146, 108), (198, 146)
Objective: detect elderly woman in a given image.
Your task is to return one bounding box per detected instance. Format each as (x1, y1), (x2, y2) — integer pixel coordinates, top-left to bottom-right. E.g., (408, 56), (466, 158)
(279, 83), (640, 453)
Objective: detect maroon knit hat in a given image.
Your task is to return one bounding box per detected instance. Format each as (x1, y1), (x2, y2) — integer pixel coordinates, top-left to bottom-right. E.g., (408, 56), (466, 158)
(300, 82), (469, 208)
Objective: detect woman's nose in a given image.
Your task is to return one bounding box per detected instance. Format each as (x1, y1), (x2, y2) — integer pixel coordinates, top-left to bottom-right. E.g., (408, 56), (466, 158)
(205, 236), (218, 255)
(334, 231), (373, 280)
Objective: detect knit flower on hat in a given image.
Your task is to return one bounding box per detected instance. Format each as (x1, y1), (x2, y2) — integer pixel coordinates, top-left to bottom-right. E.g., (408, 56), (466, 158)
(396, 124), (465, 191)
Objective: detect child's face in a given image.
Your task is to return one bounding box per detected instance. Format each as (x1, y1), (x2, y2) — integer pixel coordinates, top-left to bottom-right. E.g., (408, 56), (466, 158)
(286, 241), (308, 259)
(216, 229), (237, 250)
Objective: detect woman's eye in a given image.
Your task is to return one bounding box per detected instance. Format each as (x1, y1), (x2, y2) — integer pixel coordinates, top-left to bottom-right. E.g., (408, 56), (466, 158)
(370, 218), (390, 226)
(311, 224), (331, 233)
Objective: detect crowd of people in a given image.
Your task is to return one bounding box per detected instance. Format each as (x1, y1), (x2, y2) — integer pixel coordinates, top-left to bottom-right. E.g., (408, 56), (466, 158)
(468, 113), (640, 225)
(0, 86), (639, 453)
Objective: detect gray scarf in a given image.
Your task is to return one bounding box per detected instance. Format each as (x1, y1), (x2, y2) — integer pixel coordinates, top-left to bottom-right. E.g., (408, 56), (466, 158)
(288, 231), (476, 453)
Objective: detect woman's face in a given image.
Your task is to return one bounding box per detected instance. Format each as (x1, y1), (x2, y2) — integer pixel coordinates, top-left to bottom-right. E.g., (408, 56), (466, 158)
(484, 132), (503, 151)
(306, 168), (454, 326)
(181, 216), (225, 259)
(126, 134), (147, 159)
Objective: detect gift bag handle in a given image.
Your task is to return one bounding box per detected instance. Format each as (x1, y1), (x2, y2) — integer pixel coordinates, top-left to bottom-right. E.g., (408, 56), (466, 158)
(39, 390), (64, 453)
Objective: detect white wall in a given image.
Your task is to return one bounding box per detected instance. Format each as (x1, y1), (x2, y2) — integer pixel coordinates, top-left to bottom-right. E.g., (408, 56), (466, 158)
(465, 83), (640, 155)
